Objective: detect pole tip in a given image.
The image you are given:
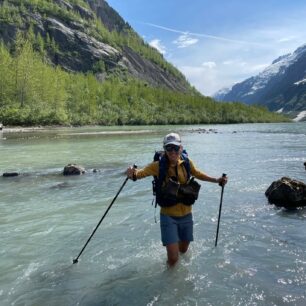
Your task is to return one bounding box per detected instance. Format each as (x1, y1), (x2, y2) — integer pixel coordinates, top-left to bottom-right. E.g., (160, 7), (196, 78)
(72, 258), (78, 264)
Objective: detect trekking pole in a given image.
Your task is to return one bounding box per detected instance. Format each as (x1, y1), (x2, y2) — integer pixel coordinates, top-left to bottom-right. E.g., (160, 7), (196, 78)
(73, 164), (137, 264)
(215, 173), (227, 247)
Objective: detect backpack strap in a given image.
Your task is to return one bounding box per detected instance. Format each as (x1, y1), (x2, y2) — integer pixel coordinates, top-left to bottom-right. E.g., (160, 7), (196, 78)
(158, 154), (167, 186)
(181, 150), (191, 179)
(152, 151), (167, 193)
(152, 151), (166, 207)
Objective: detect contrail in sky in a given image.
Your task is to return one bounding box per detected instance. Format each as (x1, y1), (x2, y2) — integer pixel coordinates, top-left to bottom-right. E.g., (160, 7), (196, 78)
(143, 22), (262, 45)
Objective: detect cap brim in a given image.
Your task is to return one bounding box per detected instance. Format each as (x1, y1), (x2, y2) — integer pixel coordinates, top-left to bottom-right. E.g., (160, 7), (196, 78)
(164, 141), (181, 146)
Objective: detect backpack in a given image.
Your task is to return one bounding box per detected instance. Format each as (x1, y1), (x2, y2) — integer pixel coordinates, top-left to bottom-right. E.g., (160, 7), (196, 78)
(152, 150), (191, 208)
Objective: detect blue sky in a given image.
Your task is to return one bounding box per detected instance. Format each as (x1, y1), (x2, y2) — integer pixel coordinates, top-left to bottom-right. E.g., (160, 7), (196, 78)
(106, 0), (306, 96)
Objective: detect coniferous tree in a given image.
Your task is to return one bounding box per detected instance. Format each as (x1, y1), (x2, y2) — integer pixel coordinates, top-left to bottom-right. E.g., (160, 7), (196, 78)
(0, 31), (288, 126)
(0, 42), (13, 108)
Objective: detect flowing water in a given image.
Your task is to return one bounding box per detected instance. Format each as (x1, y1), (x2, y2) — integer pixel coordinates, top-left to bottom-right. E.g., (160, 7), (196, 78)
(1, 123), (306, 306)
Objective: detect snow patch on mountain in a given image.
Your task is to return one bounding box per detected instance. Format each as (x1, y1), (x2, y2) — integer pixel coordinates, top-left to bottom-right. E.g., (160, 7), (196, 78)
(293, 110), (306, 122)
(242, 51), (301, 97)
(272, 54), (291, 65)
(294, 78), (306, 86)
(214, 42), (306, 112)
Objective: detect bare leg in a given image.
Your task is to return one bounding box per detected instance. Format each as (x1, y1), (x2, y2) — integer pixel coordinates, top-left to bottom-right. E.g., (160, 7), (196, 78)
(166, 243), (180, 266)
(179, 241), (190, 253)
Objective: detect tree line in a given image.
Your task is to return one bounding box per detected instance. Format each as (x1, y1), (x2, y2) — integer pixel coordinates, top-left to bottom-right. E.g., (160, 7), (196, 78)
(0, 35), (288, 126)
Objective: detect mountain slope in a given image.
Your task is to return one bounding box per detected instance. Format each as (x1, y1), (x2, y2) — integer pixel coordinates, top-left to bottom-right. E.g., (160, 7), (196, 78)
(214, 44), (306, 119)
(0, 0), (192, 93)
(0, 0), (289, 126)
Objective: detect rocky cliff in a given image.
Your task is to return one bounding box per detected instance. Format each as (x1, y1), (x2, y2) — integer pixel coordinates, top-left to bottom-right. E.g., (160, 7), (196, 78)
(0, 0), (192, 93)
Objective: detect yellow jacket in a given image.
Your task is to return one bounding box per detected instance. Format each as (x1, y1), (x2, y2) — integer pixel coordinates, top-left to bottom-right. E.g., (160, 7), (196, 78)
(135, 157), (208, 217)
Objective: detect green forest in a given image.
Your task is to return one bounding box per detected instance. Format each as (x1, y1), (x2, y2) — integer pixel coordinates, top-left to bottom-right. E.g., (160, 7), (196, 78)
(0, 0), (290, 126)
(0, 35), (289, 126)
(0, 0), (187, 81)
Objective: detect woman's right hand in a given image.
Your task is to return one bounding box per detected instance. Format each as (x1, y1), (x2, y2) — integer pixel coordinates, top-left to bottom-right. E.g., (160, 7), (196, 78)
(126, 166), (136, 180)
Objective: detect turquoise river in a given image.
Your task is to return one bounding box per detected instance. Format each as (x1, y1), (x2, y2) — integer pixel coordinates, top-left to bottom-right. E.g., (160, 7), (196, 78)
(1, 123), (306, 305)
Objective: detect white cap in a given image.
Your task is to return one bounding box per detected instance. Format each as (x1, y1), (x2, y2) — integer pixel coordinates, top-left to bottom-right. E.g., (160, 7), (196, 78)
(163, 133), (181, 147)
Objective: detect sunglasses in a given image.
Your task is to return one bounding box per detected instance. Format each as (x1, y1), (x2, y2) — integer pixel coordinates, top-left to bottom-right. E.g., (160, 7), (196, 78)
(165, 145), (180, 152)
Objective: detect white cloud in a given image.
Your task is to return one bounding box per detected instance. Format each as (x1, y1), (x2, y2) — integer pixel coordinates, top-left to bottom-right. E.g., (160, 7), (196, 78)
(179, 60), (271, 96)
(145, 15), (306, 96)
(278, 36), (296, 43)
(222, 60), (247, 67)
(249, 63), (269, 72)
(221, 58), (271, 75)
(149, 39), (166, 54)
(173, 34), (199, 48)
(180, 65), (219, 96)
(201, 61), (216, 69)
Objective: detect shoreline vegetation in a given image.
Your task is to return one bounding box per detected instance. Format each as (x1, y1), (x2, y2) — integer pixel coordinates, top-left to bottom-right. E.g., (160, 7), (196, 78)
(0, 125), (156, 134)
(0, 122), (296, 135)
(0, 35), (289, 126)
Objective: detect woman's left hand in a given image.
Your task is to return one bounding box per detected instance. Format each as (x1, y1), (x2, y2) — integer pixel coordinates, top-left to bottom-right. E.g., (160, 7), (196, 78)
(217, 176), (228, 186)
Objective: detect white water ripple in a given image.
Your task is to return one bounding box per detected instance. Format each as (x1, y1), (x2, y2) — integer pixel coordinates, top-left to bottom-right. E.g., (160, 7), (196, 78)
(1, 123), (306, 306)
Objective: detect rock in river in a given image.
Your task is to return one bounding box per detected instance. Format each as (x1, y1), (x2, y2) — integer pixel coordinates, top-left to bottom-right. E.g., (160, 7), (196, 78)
(3, 172), (19, 177)
(265, 177), (306, 209)
(63, 164), (85, 176)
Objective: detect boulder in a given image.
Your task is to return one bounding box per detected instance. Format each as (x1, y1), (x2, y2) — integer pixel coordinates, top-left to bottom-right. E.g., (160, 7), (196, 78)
(63, 164), (85, 176)
(265, 177), (306, 209)
(3, 172), (19, 177)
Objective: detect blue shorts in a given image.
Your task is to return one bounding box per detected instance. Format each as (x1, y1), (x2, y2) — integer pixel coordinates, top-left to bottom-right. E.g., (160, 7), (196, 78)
(160, 213), (194, 246)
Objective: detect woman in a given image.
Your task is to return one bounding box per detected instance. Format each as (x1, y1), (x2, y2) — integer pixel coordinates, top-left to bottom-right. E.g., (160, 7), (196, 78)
(126, 132), (228, 266)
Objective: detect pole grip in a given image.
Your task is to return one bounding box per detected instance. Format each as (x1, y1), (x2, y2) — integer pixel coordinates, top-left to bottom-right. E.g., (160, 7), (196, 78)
(219, 173), (227, 186)
(132, 164), (138, 181)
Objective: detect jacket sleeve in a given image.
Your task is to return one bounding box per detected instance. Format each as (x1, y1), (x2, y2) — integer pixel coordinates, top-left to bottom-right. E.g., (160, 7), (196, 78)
(135, 161), (159, 179)
(189, 159), (208, 180)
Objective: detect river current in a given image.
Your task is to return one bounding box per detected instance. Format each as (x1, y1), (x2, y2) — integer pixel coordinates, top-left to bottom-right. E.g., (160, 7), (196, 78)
(1, 123), (306, 306)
